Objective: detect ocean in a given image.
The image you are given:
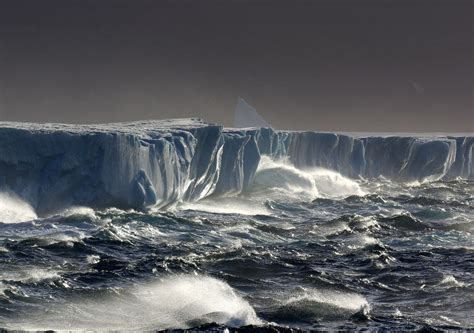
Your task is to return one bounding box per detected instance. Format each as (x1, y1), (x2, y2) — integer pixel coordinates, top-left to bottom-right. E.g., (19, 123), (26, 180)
(0, 157), (472, 331)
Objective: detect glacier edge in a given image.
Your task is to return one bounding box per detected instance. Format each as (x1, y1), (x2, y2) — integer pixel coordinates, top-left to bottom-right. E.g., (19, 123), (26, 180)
(0, 119), (472, 215)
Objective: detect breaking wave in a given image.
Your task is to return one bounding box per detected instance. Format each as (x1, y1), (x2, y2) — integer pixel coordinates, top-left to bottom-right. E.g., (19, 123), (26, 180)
(179, 157), (363, 216)
(252, 156), (320, 200)
(7, 275), (260, 331)
(251, 156), (363, 200)
(273, 287), (370, 322)
(0, 192), (37, 223)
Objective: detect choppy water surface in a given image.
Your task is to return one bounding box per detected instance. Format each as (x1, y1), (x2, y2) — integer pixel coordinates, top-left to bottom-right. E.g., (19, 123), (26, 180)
(0, 167), (472, 331)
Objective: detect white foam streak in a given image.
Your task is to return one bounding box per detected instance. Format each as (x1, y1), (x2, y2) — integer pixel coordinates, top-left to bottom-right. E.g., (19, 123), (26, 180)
(0, 267), (60, 283)
(179, 197), (270, 216)
(55, 206), (97, 219)
(285, 288), (369, 313)
(273, 287), (370, 321)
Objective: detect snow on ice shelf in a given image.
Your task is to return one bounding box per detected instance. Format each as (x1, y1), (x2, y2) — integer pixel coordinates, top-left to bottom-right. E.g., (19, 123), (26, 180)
(0, 119), (472, 214)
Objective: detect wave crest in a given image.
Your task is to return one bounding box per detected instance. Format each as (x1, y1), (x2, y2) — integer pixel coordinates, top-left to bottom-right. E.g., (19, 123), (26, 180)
(274, 287), (370, 322)
(0, 192), (37, 223)
(252, 156), (363, 200)
(8, 275), (260, 331)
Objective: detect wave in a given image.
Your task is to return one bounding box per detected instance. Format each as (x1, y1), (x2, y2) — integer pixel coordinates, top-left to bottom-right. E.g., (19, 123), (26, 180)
(251, 156), (363, 200)
(50, 206), (97, 220)
(379, 213), (430, 231)
(274, 287), (370, 322)
(0, 192), (37, 223)
(0, 157), (363, 221)
(438, 274), (468, 288)
(0, 267), (61, 284)
(7, 275), (260, 331)
(308, 168), (365, 198)
(178, 197), (271, 216)
(251, 156), (319, 200)
(178, 157), (364, 216)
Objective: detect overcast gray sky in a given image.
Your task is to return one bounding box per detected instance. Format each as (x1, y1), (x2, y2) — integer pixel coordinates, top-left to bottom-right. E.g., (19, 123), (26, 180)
(0, 0), (472, 131)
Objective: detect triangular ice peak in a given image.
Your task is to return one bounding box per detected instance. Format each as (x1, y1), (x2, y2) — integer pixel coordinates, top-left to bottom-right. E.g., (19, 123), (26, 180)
(234, 97), (272, 128)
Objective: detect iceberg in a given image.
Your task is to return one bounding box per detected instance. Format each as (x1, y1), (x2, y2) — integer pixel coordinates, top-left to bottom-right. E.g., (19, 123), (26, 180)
(0, 119), (472, 215)
(234, 97), (271, 128)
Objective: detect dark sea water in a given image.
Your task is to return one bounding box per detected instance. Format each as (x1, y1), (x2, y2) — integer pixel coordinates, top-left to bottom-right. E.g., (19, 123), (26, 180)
(0, 167), (472, 331)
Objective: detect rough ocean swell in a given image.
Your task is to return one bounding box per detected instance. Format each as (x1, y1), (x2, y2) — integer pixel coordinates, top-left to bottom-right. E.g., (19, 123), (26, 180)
(0, 119), (472, 331)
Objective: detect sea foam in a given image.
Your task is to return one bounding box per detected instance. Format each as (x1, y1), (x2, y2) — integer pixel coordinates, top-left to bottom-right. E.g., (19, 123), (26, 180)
(0, 192), (37, 223)
(8, 275), (260, 331)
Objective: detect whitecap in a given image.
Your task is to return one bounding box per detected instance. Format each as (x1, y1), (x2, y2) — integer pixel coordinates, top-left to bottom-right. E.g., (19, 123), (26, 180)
(250, 156), (364, 201)
(439, 274), (467, 288)
(103, 221), (165, 243)
(179, 197), (270, 216)
(178, 157), (365, 215)
(311, 220), (350, 237)
(7, 275), (260, 331)
(309, 168), (365, 198)
(33, 230), (86, 246)
(345, 234), (379, 250)
(0, 267), (61, 283)
(0, 192), (37, 223)
(57, 206), (97, 219)
(251, 156), (319, 201)
(439, 315), (461, 326)
(86, 255), (100, 265)
(285, 288), (369, 312)
(275, 287), (370, 321)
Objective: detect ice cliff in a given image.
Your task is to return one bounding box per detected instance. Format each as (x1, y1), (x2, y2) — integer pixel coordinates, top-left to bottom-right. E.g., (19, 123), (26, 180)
(0, 119), (472, 214)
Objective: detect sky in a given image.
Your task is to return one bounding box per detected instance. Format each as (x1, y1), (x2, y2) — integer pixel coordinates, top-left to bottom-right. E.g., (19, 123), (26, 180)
(0, 0), (472, 132)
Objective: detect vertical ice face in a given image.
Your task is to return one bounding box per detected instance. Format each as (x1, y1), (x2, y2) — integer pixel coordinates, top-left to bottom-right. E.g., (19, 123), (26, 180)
(183, 125), (225, 202)
(129, 169), (157, 209)
(446, 137), (474, 179)
(214, 131), (261, 196)
(234, 97), (271, 128)
(0, 119), (472, 215)
(284, 133), (462, 182)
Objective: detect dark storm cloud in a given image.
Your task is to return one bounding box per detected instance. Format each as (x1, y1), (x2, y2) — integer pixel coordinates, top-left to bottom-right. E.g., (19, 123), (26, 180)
(0, 0), (472, 131)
